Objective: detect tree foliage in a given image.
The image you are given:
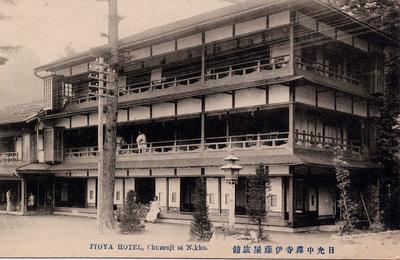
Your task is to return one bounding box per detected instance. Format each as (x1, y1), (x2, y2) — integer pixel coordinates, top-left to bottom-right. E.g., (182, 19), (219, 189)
(334, 148), (358, 235)
(247, 164), (270, 242)
(0, 0), (19, 65)
(119, 190), (143, 234)
(337, 0), (400, 230)
(190, 177), (212, 241)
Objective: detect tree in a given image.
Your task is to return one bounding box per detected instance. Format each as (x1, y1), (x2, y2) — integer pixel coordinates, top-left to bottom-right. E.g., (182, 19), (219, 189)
(97, 0), (120, 233)
(0, 0), (20, 65)
(334, 147), (359, 235)
(368, 182), (385, 232)
(247, 164), (270, 242)
(190, 177), (212, 241)
(119, 190), (143, 234)
(336, 0), (400, 230)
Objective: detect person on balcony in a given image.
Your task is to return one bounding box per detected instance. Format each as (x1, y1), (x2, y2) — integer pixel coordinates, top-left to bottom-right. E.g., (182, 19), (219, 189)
(117, 136), (126, 154)
(136, 131), (147, 154)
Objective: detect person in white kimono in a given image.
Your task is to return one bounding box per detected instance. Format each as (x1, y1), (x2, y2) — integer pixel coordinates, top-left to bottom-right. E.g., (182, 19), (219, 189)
(145, 196), (160, 223)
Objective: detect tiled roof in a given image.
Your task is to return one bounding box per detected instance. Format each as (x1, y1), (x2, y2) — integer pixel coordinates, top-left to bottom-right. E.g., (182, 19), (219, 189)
(0, 101), (42, 126)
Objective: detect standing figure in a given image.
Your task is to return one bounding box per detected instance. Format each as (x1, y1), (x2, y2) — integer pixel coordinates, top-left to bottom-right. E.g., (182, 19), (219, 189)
(136, 131), (147, 154)
(28, 193), (35, 211)
(145, 196), (160, 223)
(6, 190), (12, 212)
(117, 136), (126, 154)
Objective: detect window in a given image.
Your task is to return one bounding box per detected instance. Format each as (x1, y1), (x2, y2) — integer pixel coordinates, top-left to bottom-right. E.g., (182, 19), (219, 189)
(63, 83), (73, 97)
(294, 179), (304, 212)
(209, 193), (215, 205)
(116, 191), (120, 201)
(90, 191), (93, 200)
(171, 192), (176, 203)
(270, 194), (277, 207)
(44, 77), (53, 110)
(225, 193), (229, 205)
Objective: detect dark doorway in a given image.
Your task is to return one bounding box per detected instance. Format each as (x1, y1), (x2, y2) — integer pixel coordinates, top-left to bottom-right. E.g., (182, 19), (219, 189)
(25, 175), (54, 214)
(180, 177), (200, 212)
(54, 178), (86, 208)
(235, 177), (248, 215)
(135, 178), (155, 204)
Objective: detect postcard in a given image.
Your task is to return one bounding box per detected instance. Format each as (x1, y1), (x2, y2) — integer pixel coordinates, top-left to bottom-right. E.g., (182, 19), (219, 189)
(0, 0), (399, 259)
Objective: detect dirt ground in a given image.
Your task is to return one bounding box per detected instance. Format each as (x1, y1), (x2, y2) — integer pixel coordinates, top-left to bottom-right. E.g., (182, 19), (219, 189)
(0, 214), (399, 259)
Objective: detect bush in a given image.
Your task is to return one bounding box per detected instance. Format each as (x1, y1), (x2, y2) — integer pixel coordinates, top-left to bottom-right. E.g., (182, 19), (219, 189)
(119, 190), (143, 234)
(190, 178), (212, 241)
(247, 164), (270, 242)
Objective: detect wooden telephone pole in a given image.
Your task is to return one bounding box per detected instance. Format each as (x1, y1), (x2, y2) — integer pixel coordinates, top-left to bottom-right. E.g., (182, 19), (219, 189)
(92, 0), (119, 233)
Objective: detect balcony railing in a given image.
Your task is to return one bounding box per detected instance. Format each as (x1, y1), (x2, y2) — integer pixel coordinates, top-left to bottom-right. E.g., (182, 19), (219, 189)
(295, 132), (365, 155)
(64, 132), (289, 159)
(205, 55), (289, 81)
(65, 55), (291, 105)
(0, 152), (20, 163)
(295, 56), (367, 88)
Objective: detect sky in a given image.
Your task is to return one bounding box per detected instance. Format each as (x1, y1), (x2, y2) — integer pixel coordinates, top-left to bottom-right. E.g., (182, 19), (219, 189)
(0, 0), (236, 108)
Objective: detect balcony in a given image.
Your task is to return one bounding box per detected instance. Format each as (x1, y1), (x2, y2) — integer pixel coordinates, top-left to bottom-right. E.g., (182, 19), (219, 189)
(64, 132), (289, 159)
(0, 152), (21, 164)
(294, 55), (369, 95)
(295, 132), (366, 155)
(63, 55), (291, 107)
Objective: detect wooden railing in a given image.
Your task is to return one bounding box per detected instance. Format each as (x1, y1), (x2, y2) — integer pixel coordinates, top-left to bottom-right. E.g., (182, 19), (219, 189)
(64, 132), (290, 158)
(0, 152), (20, 163)
(118, 72), (202, 97)
(65, 55), (291, 104)
(205, 55), (290, 81)
(295, 132), (364, 154)
(295, 55), (367, 88)
(64, 94), (97, 105)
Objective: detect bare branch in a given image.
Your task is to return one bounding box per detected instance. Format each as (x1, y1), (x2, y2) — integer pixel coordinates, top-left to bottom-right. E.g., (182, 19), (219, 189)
(0, 56), (8, 65)
(0, 12), (11, 21)
(0, 45), (21, 53)
(0, 0), (16, 5)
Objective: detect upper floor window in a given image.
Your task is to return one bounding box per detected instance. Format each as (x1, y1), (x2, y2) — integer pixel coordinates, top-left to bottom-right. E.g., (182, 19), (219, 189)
(63, 83), (73, 98)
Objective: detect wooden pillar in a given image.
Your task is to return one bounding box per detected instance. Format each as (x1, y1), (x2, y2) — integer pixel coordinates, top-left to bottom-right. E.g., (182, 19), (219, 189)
(225, 114), (230, 140)
(281, 177), (286, 221)
(166, 177), (170, 211)
(201, 47), (206, 83)
(288, 86), (295, 153)
(200, 96), (206, 151)
(218, 177), (222, 214)
(288, 167), (294, 226)
(20, 179), (26, 214)
(288, 25), (294, 74)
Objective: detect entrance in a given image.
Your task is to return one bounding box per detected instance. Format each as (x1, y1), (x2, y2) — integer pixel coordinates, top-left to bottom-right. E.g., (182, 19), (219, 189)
(235, 177), (248, 215)
(135, 178), (155, 204)
(0, 180), (20, 212)
(180, 177), (200, 212)
(54, 178), (86, 208)
(25, 175), (54, 214)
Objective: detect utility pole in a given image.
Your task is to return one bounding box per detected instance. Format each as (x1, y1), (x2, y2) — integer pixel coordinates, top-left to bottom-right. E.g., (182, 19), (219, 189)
(99, 0), (120, 233)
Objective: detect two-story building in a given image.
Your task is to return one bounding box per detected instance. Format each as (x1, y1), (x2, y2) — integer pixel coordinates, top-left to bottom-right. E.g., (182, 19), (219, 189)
(19, 0), (397, 227)
(0, 102), (42, 214)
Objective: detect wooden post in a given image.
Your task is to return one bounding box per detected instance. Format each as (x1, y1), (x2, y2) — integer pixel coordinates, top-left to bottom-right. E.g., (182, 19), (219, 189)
(200, 96), (205, 151)
(288, 167), (294, 226)
(288, 25), (294, 75)
(288, 86), (295, 153)
(201, 47), (206, 83)
(20, 179), (26, 214)
(97, 56), (105, 232)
